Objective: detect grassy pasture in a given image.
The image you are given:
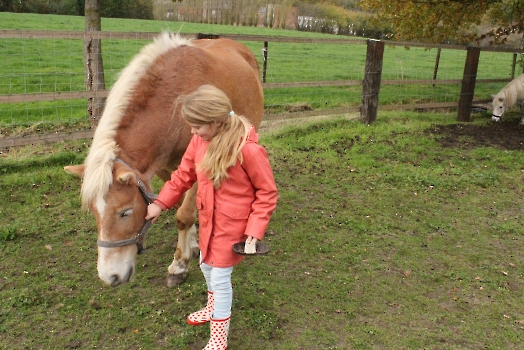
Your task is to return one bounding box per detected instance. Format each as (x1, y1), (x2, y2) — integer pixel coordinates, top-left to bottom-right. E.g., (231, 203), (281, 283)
(2, 13), (524, 348)
(2, 109), (524, 349)
(0, 12), (518, 137)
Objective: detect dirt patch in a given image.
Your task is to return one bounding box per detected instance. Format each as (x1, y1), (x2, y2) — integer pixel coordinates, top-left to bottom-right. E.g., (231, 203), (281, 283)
(427, 121), (524, 150)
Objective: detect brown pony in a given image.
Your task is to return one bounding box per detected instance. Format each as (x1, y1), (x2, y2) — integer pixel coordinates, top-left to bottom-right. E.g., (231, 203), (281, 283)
(65, 33), (264, 287)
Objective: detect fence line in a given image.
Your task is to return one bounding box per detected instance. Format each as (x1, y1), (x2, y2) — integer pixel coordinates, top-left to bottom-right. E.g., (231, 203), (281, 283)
(2, 29), (522, 53)
(1, 30), (523, 149)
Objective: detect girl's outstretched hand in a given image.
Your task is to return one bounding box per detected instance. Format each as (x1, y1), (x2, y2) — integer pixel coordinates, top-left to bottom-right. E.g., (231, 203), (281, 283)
(244, 236), (258, 254)
(145, 203), (163, 223)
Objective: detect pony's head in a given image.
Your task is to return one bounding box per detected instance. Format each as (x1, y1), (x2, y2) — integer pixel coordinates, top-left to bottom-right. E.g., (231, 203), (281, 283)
(65, 33), (192, 286)
(65, 159), (154, 286)
(491, 93), (506, 122)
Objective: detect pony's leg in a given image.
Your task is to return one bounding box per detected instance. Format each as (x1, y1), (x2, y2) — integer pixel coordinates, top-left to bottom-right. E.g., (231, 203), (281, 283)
(167, 184), (199, 287)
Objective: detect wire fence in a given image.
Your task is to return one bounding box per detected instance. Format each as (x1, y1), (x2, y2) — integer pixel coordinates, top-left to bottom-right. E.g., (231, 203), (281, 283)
(1, 30), (523, 150)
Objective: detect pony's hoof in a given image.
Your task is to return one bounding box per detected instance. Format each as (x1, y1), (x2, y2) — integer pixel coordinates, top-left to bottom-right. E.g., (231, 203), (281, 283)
(491, 116), (501, 122)
(166, 273), (187, 287)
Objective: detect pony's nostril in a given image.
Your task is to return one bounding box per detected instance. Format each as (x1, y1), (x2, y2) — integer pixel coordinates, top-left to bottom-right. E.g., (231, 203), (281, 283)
(109, 274), (121, 286)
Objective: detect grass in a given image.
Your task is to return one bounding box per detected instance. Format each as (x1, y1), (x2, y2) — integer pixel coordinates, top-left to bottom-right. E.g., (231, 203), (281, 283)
(2, 109), (524, 348)
(0, 12), (519, 138)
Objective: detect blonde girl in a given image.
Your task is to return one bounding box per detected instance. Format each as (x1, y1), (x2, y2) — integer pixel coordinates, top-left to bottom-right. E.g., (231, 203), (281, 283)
(146, 84), (277, 350)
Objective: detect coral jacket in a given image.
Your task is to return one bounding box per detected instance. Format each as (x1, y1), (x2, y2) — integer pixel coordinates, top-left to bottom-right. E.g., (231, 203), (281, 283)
(154, 126), (278, 267)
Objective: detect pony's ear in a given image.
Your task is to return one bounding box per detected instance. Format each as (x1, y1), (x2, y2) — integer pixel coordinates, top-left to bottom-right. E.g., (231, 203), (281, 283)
(491, 94), (495, 99)
(114, 165), (135, 185)
(64, 165), (85, 178)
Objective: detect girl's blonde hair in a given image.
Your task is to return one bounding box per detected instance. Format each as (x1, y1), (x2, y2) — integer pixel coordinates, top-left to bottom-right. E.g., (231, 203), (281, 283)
(179, 84), (251, 188)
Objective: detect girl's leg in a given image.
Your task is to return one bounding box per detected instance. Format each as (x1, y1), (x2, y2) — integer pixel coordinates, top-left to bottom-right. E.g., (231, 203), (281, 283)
(204, 266), (233, 350)
(200, 256), (213, 291)
(187, 259), (214, 326)
(209, 266), (233, 319)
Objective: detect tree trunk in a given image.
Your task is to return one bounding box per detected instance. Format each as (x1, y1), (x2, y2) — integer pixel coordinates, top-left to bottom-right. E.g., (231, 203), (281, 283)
(84, 0), (106, 128)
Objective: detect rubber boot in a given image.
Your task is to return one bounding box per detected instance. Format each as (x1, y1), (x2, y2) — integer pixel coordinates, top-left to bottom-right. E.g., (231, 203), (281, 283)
(203, 315), (230, 350)
(187, 291), (214, 326)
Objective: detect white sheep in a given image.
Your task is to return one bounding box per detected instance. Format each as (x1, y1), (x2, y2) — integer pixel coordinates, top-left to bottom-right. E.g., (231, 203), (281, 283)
(491, 73), (524, 124)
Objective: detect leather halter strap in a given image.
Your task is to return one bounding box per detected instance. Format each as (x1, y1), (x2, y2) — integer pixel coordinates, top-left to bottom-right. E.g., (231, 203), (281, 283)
(96, 158), (158, 254)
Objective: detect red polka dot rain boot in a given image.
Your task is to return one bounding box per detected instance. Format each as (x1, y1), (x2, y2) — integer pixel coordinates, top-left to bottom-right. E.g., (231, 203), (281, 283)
(203, 315), (230, 350)
(187, 291), (214, 326)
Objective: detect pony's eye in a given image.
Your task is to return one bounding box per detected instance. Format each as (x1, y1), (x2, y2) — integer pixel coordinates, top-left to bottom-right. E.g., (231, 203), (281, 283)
(120, 209), (133, 218)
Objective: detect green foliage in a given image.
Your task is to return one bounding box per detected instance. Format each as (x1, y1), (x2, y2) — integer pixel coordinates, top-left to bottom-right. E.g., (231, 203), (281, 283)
(100, 0), (154, 20)
(3, 0), (152, 19)
(361, 0), (524, 45)
(6, 0), (83, 15)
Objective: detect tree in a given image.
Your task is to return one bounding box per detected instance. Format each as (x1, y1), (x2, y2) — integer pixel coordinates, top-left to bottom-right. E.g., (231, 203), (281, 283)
(360, 0), (524, 46)
(0, 0), (14, 11)
(100, 0), (153, 19)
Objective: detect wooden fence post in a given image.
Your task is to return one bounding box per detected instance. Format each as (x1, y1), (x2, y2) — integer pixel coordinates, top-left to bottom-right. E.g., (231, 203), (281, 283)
(262, 41), (268, 83)
(432, 48), (441, 87)
(360, 39), (384, 124)
(457, 46), (480, 122)
(511, 53), (517, 78)
(84, 0), (106, 129)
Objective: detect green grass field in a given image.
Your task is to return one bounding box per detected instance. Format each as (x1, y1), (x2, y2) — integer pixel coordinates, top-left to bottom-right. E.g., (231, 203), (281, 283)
(0, 12), (519, 138)
(2, 13), (524, 349)
(2, 109), (524, 348)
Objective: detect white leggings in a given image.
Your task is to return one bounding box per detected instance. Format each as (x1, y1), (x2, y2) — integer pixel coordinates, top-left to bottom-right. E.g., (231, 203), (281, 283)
(200, 261), (233, 320)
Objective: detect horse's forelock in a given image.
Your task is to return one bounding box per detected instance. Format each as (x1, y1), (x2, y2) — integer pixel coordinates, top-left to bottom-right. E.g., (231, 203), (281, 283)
(81, 33), (193, 208)
(81, 138), (118, 209)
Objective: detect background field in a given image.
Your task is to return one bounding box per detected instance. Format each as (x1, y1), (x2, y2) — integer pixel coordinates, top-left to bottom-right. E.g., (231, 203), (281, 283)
(2, 12), (524, 350)
(0, 12), (520, 139)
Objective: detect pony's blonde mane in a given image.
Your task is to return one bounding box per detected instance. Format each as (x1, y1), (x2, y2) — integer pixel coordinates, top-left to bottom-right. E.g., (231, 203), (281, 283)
(80, 33), (193, 208)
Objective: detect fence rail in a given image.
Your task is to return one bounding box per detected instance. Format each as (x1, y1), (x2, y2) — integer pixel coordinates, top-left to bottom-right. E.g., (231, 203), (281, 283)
(1, 30), (523, 149)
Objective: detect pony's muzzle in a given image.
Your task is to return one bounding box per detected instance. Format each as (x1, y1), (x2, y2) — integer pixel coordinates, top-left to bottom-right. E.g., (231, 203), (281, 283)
(108, 266), (135, 286)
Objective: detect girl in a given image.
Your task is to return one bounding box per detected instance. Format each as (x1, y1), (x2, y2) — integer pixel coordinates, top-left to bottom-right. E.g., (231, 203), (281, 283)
(146, 84), (278, 350)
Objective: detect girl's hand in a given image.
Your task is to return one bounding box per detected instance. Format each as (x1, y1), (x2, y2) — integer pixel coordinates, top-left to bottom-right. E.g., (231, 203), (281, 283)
(245, 236), (258, 254)
(145, 203), (163, 223)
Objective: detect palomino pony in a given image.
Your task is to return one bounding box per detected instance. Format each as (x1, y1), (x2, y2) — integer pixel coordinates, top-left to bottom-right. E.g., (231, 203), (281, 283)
(65, 33), (264, 287)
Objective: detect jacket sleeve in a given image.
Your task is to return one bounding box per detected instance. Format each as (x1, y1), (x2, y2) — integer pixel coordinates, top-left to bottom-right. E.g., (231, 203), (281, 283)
(241, 144), (278, 240)
(155, 136), (198, 210)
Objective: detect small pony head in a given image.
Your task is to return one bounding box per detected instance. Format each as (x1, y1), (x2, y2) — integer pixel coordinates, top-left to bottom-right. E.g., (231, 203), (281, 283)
(491, 93), (506, 122)
(65, 161), (151, 286)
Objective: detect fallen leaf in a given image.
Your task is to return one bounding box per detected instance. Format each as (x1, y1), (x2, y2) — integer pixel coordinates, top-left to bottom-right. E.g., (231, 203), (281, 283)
(45, 244), (52, 251)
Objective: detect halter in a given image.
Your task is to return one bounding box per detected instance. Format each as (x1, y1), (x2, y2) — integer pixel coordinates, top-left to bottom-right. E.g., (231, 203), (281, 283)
(96, 158), (158, 254)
